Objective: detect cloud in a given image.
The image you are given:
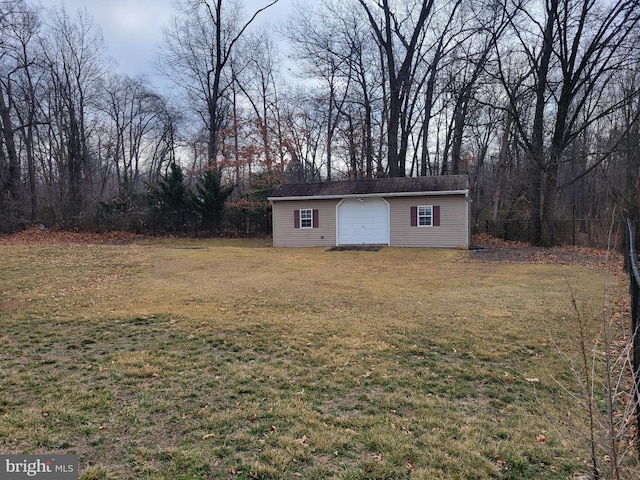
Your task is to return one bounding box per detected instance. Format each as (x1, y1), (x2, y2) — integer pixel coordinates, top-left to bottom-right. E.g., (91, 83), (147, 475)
(90, 0), (173, 78)
(39, 0), (292, 89)
(41, 0), (174, 80)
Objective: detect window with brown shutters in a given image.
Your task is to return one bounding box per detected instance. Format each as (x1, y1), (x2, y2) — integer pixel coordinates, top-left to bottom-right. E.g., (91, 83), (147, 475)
(294, 209), (318, 228)
(411, 205), (440, 227)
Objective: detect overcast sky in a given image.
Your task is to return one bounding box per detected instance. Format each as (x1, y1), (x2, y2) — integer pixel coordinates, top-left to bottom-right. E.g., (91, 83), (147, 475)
(38, 0), (294, 89)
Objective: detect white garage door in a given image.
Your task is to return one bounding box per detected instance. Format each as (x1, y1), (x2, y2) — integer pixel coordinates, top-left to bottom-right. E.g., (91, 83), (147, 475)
(337, 198), (389, 245)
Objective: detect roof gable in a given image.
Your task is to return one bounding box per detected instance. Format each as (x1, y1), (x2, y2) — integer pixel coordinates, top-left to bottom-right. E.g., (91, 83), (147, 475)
(269, 175), (468, 199)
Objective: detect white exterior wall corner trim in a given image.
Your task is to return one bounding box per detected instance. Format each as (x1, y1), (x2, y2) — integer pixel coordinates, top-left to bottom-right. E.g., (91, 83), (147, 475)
(465, 192), (470, 248)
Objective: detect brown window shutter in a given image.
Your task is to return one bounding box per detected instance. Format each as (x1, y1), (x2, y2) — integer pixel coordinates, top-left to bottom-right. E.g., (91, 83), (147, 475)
(433, 206), (440, 226)
(313, 209), (319, 228)
(410, 206), (417, 227)
(294, 210), (300, 228)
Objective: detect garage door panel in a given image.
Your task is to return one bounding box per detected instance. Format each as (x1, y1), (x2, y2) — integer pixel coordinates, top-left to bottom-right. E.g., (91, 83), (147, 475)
(338, 199), (389, 245)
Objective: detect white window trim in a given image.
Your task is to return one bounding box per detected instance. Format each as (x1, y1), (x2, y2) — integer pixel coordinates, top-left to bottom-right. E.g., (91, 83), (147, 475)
(300, 208), (313, 229)
(418, 205), (433, 227)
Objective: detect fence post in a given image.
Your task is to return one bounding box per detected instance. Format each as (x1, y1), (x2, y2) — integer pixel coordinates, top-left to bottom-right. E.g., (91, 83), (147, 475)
(625, 219), (640, 449)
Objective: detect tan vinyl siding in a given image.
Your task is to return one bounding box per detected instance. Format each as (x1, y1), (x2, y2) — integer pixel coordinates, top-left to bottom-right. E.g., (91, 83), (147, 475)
(272, 194), (469, 248)
(389, 195), (469, 248)
(272, 199), (339, 247)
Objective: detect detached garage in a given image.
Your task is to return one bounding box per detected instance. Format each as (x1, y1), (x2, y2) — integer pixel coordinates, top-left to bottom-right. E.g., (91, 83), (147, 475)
(268, 175), (470, 248)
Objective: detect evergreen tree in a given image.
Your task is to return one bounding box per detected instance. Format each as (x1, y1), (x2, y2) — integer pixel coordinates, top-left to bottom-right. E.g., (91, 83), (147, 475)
(148, 162), (196, 232)
(194, 169), (234, 232)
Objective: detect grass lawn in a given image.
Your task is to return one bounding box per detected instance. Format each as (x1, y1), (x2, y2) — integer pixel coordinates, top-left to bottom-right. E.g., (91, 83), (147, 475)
(0, 236), (633, 479)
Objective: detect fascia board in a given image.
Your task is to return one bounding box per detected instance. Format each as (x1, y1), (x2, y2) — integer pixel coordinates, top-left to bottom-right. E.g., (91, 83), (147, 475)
(268, 189), (469, 202)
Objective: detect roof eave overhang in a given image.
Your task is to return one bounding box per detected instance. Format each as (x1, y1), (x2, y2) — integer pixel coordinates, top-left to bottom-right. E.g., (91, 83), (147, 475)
(268, 189), (469, 202)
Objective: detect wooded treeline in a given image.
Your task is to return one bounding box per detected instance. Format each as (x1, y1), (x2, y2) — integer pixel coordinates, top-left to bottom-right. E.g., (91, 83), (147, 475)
(1, 0), (639, 245)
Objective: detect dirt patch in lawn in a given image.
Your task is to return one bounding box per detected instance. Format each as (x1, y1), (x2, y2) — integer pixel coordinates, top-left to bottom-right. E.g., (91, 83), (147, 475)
(328, 245), (383, 251)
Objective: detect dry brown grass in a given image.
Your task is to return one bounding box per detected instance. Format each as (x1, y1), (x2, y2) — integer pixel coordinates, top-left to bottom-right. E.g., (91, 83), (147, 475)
(0, 239), (632, 479)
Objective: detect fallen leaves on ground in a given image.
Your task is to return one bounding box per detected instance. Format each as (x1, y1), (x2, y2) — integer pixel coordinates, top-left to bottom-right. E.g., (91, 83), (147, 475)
(1, 227), (625, 272)
(471, 233), (623, 271)
(0, 224), (143, 245)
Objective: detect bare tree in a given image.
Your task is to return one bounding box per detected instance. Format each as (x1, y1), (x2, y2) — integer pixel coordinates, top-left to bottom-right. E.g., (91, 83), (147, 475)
(285, 0), (358, 180)
(157, 0), (279, 170)
(594, 68), (640, 226)
(7, 2), (42, 223)
(0, 0), (34, 228)
(279, 86), (326, 182)
(233, 27), (282, 178)
(331, 6), (383, 178)
(413, 0), (463, 177)
(356, 0), (437, 177)
(101, 74), (171, 202)
(495, 0), (640, 246)
(441, 10), (498, 175)
(40, 6), (110, 220)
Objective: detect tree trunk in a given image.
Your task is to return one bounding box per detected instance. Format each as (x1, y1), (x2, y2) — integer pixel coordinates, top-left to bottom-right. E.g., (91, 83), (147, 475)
(358, 0), (433, 178)
(528, 0), (557, 246)
(0, 84), (22, 213)
(491, 112), (514, 221)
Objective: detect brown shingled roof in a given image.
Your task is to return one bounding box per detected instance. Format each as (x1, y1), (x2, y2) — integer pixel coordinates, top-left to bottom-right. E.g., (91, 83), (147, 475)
(269, 175), (468, 199)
